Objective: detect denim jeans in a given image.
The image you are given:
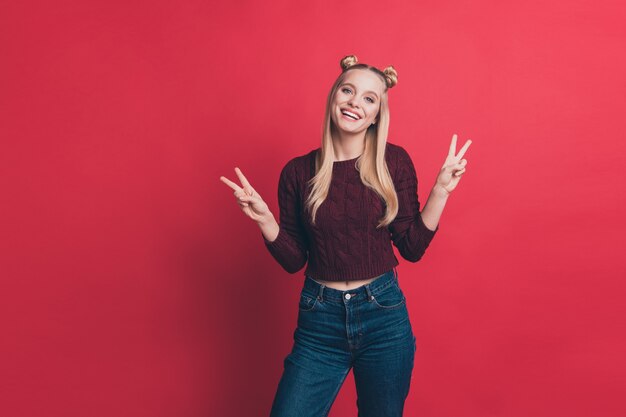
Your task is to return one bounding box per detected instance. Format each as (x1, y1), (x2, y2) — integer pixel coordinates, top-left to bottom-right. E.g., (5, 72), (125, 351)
(269, 268), (416, 417)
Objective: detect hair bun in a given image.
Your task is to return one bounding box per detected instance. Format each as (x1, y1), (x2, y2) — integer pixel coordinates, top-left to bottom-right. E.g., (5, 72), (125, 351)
(340, 55), (359, 71)
(382, 65), (398, 88)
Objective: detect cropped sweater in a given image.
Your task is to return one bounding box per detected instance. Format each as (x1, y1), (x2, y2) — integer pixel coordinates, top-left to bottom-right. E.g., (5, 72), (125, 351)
(261, 142), (439, 281)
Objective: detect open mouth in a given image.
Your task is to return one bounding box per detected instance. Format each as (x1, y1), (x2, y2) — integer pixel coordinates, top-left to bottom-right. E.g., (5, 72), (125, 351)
(341, 109), (361, 121)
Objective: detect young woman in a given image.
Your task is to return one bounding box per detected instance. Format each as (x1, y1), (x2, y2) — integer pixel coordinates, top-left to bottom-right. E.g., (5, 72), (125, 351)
(220, 55), (471, 417)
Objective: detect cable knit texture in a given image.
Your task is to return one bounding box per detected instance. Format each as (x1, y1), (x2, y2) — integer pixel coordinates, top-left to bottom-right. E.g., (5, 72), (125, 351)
(262, 142), (439, 281)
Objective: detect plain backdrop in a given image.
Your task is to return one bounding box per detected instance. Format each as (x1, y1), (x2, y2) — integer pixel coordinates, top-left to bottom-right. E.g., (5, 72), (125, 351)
(1, 1), (625, 416)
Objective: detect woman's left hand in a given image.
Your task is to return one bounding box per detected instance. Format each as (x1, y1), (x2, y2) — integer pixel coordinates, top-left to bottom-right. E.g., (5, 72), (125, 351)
(434, 133), (472, 196)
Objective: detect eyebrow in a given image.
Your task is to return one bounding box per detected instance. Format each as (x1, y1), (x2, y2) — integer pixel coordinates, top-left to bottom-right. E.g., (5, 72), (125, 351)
(341, 83), (379, 99)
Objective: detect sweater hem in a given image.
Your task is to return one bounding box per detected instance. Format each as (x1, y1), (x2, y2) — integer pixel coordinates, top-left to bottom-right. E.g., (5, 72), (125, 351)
(303, 259), (400, 282)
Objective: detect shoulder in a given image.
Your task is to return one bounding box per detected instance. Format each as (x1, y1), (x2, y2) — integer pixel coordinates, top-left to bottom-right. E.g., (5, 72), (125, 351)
(278, 149), (317, 185)
(384, 141), (413, 169)
(282, 149), (316, 172)
(385, 141), (418, 188)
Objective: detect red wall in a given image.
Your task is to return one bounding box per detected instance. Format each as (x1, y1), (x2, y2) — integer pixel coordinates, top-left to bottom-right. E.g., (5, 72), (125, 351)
(1, 1), (624, 416)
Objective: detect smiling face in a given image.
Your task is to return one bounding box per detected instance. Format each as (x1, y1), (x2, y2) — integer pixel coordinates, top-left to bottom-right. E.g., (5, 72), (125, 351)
(330, 69), (386, 135)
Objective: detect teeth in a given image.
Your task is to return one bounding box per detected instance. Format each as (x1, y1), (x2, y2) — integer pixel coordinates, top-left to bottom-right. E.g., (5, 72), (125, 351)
(342, 110), (359, 120)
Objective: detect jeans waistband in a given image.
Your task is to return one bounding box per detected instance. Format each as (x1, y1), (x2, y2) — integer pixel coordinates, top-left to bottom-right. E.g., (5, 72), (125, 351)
(303, 268), (399, 303)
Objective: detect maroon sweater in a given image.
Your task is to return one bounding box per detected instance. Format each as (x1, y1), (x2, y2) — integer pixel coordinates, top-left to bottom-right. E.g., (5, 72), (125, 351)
(262, 142), (439, 281)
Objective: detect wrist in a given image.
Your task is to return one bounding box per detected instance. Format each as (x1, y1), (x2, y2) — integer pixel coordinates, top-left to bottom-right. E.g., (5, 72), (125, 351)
(257, 212), (277, 227)
(431, 184), (450, 199)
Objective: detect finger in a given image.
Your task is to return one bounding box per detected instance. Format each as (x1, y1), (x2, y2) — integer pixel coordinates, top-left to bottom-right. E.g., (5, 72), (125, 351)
(447, 160), (467, 170)
(220, 176), (243, 193)
(445, 162), (466, 172)
(238, 194), (262, 205)
(456, 140), (472, 160)
(448, 134), (457, 157)
(234, 167), (255, 195)
(455, 168), (466, 176)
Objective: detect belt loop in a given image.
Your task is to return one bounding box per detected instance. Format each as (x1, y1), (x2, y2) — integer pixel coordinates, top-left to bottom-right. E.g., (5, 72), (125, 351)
(317, 283), (325, 302)
(365, 283), (374, 302)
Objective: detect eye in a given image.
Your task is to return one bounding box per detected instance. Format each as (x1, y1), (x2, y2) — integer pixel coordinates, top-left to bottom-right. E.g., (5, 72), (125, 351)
(366, 97), (375, 103)
(342, 87), (352, 94)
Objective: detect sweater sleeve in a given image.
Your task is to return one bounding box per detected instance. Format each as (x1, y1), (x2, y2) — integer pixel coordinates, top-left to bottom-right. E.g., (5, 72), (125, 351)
(261, 160), (309, 273)
(388, 147), (439, 262)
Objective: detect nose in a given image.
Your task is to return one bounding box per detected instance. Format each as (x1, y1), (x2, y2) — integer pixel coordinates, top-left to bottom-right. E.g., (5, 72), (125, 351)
(347, 95), (360, 109)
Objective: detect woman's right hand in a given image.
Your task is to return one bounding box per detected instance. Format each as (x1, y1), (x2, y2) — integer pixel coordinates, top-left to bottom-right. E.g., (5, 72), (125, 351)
(220, 167), (272, 223)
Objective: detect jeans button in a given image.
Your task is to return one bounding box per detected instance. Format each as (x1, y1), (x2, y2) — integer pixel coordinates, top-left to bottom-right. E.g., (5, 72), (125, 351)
(345, 293), (351, 300)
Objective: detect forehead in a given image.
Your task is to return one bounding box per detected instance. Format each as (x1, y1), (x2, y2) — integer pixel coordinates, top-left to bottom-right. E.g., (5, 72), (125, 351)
(340, 69), (385, 95)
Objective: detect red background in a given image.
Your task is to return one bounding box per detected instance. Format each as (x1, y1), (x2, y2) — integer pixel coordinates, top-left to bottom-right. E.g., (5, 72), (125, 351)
(1, 1), (625, 416)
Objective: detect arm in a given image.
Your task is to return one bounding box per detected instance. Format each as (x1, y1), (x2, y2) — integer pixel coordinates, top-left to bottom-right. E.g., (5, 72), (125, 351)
(388, 148), (440, 262)
(421, 133), (471, 228)
(420, 184), (449, 232)
(260, 161), (309, 273)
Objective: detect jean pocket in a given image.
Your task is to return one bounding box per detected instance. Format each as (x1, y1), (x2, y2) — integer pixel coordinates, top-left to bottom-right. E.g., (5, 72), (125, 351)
(371, 282), (406, 309)
(298, 293), (318, 312)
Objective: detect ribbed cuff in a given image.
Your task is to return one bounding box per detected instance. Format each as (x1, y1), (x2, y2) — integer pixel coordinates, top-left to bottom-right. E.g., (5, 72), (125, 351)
(417, 212), (439, 241)
(263, 227), (286, 248)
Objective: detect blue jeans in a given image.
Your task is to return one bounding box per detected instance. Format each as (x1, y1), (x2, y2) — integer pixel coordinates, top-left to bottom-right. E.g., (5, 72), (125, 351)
(269, 268), (416, 417)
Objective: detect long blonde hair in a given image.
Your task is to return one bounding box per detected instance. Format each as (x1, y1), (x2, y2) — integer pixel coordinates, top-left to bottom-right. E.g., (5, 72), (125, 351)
(305, 55), (400, 228)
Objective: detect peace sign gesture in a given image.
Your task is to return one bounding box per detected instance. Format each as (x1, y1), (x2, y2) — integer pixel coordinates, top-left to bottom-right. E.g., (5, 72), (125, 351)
(435, 134), (472, 195)
(220, 167), (272, 223)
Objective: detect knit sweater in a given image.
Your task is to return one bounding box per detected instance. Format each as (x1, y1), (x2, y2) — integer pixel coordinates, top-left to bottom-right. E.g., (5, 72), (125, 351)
(261, 142), (439, 281)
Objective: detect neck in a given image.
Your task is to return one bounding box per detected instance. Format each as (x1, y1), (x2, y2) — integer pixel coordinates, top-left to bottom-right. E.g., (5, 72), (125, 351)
(331, 127), (366, 160)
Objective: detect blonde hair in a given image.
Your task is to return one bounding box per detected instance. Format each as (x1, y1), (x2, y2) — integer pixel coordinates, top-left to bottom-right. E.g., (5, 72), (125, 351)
(304, 54), (400, 228)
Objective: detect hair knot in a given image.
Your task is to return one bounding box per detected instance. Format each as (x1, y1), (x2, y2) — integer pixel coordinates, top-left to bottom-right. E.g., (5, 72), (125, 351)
(340, 55), (359, 71)
(339, 55), (398, 89)
(382, 65), (398, 88)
